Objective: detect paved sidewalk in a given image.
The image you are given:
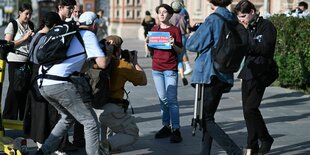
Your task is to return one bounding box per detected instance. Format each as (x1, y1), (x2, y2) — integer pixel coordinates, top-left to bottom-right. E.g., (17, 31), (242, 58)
(2, 38), (310, 155)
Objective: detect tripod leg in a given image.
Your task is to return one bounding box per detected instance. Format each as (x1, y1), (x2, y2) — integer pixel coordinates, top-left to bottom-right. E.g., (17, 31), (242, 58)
(198, 84), (204, 131)
(192, 84), (203, 136)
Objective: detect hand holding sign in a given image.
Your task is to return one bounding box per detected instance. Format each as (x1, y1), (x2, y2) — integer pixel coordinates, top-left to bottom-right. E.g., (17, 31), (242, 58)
(147, 32), (171, 49)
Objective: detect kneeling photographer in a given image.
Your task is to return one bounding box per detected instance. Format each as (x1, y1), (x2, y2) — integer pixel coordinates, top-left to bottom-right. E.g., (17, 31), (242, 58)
(98, 35), (147, 154)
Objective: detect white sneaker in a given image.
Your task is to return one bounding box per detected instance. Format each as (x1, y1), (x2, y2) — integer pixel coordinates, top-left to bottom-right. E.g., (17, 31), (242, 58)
(184, 67), (192, 75)
(53, 150), (68, 155)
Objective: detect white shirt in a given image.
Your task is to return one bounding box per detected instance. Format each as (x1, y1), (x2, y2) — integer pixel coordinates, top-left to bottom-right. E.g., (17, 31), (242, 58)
(38, 29), (105, 86)
(4, 19), (32, 62)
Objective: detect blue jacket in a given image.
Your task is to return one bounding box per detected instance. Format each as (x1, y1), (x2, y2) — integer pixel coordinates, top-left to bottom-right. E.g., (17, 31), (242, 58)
(186, 7), (236, 86)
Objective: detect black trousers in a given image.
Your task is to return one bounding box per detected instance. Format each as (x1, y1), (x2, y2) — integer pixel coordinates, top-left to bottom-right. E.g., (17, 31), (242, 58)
(241, 79), (272, 150)
(200, 77), (241, 155)
(3, 62), (29, 120)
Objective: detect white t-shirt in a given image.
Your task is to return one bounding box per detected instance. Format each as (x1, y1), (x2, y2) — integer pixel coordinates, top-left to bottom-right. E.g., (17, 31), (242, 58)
(4, 19), (32, 62)
(38, 29), (105, 86)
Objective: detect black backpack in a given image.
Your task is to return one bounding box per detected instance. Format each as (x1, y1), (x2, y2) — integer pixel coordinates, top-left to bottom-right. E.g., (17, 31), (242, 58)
(36, 22), (84, 66)
(211, 13), (248, 73)
(87, 39), (116, 109)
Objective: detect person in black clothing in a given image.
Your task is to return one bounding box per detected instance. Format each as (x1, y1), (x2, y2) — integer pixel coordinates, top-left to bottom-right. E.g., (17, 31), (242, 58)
(141, 10), (156, 57)
(234, 0), (277, 154)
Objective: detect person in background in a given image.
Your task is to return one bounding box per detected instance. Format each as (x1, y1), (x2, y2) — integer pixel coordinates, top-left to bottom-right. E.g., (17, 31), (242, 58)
(97, 9), (109, 40)
(66, 1), (82, 22)
(172, 0), (192, 76)
(3, 3), (34, 120)
(234, 0), (276, 154)
(186, 0), (246, 154)
(98, 35), (147, 154)
(141, 10), (156, 58)
(147, 4), (183, 143)
(170, 0), (189, 86)
(35, 11), (109, 155)
(289, 1), (309, 17)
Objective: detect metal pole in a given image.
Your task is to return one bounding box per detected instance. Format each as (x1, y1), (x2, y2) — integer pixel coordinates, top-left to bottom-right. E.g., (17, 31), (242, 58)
(263, 0), (269, 17)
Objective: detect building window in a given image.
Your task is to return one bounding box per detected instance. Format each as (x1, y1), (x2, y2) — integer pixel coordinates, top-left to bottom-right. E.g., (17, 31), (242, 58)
(136, 0), (141, 5)
(127, 0), (133, 5)
(137, 10), (141, 18)
(126, 10), (134, 19)
(117, 0), (119, 5)
(116, 10), (120, 18)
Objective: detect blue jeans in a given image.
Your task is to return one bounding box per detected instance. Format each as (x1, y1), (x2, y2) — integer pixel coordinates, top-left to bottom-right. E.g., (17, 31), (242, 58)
(152, 70), (180, 129)
(39, 83), (100, 155)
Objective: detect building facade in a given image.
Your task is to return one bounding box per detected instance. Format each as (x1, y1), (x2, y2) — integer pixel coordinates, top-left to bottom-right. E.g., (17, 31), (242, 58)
(107, 0), (310, 39)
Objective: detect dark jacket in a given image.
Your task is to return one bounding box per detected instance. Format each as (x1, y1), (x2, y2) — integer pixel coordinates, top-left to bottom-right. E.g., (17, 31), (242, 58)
(238, 16), (277, 85)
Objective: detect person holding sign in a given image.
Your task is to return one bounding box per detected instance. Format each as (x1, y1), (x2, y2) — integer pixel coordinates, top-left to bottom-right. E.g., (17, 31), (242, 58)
(146, 4), (183, 143)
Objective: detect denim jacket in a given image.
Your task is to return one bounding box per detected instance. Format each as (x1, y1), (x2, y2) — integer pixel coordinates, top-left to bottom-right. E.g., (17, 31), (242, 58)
(186, 7), (235, 86)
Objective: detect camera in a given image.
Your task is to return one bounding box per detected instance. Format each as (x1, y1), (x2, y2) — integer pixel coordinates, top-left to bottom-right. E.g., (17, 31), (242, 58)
(0, 40), (14, 60)
(98, 39), (117, 56)
(121, 49), (137, 63)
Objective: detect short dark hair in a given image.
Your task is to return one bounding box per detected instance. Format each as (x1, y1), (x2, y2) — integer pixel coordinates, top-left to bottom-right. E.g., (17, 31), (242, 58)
(155, 4), (174, 15)
(298, 1), (308, 10)
(234, 0), (257, 14)
(208, 0), (232, 7)
(19, 3), (33, 13)
(56, 0), (76, 11)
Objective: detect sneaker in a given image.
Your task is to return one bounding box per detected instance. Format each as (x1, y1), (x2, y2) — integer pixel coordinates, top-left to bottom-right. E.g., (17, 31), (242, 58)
(100, 140), (111, 155)
(155, 126), (172, 139)
(182, 78), (188, 86)
(184, 67), (192, 75)
(170, 129), (183, 143)
(35, 149), (45, 155)
(53, 150), (68, 155)
(258, 137), (274, 154)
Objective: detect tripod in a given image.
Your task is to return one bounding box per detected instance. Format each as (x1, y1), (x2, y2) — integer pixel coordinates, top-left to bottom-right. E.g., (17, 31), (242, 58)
(191, 84), (204, 136)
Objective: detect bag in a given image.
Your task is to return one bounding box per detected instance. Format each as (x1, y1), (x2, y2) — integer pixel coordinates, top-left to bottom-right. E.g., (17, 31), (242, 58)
(211, 13), (249, 73)
(69, 73), (92, 103)
(36, 22), (84, 66)
(14, 63), (32, 91)
(258, 59), (279, 87)
(87, 60), (114, 109)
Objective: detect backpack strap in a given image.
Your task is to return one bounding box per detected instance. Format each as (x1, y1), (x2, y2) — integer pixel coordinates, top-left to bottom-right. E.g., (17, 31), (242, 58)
(10, 19), (18, 39)
(29, 33), (46, 62)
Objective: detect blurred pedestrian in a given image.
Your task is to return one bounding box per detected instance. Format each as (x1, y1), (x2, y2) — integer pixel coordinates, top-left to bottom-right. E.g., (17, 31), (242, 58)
(141, 10), (156, 58)
(3, 3), (34, 120)
(97, 9), (109, 40)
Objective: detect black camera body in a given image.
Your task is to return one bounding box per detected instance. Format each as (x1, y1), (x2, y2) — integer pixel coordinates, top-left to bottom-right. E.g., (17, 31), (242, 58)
(0, 40), (14, 60)
(121, 49), (137, 63)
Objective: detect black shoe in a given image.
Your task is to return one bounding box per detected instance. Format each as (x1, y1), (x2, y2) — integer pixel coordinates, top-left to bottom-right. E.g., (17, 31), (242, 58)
(155, 126), (172, 139)
(170, 129), (182, 143)
(259, 137), (274, 154)
(35, 149), (45, 155)
(182, 78), (188, 86)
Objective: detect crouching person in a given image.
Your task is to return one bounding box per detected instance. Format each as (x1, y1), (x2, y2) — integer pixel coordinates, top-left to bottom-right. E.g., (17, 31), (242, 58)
(99, 35), (147, 153)
(35, 12), (109, 155)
